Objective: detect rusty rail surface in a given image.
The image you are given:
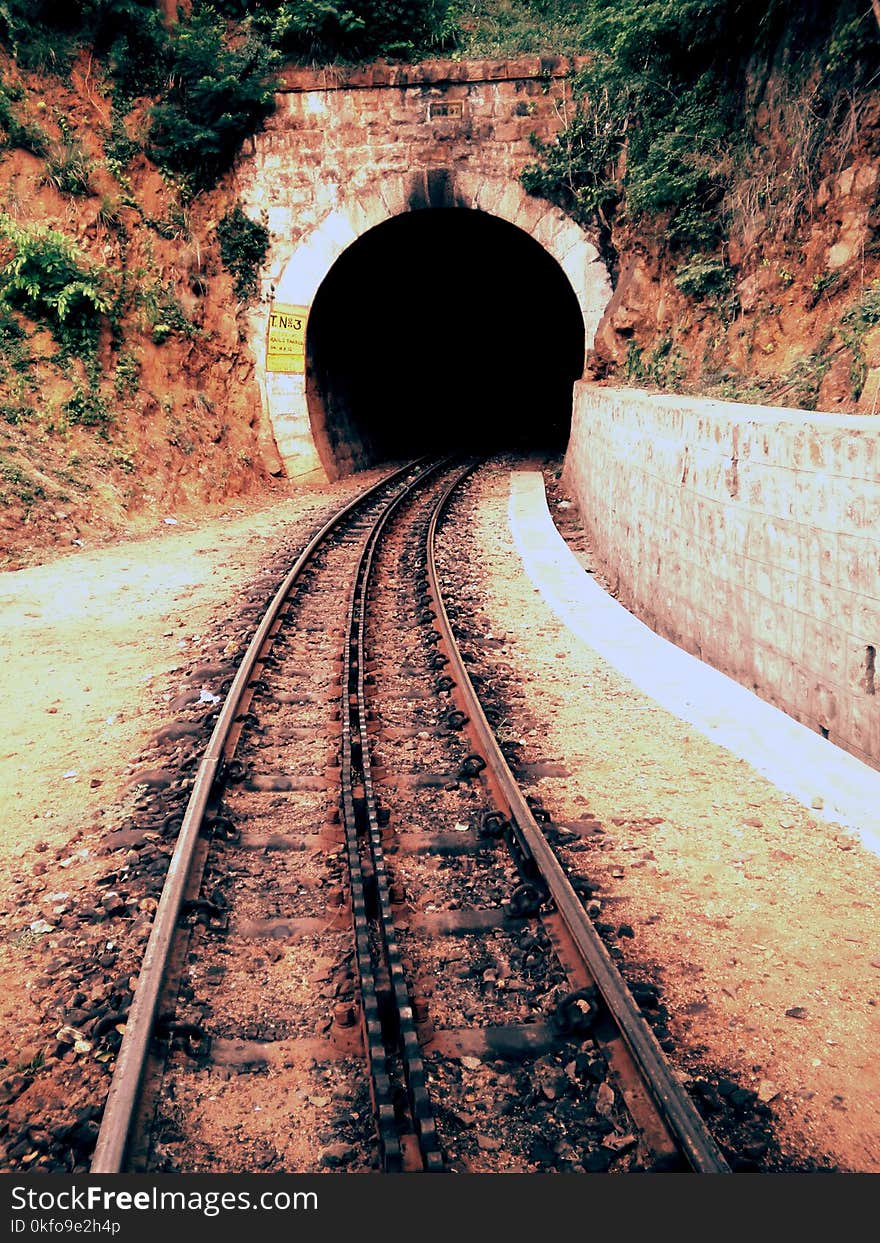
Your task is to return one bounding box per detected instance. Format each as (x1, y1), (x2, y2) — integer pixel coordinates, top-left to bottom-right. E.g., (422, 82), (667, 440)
(92, 455), (730, 1174)
(90, 458), (431, 1173)
(339, 457), (452, 1171)
(424, 467), (731, 1174)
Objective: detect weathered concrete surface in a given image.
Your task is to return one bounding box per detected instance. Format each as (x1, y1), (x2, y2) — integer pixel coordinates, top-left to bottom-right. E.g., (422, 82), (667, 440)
(563, 384), (880, 769)
(234, 57), (610, 478)
(508, 470), (880, 848)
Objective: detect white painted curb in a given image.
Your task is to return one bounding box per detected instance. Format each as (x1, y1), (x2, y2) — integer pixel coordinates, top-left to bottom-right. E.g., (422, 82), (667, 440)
(508, 471), (880, 855)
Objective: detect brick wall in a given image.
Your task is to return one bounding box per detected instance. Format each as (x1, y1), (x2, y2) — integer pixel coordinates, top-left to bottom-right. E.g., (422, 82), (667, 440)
(563, 383), (880, 768)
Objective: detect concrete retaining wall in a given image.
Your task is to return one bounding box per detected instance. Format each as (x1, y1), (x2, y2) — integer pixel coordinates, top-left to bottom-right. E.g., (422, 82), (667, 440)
(562, 383), (880, 769)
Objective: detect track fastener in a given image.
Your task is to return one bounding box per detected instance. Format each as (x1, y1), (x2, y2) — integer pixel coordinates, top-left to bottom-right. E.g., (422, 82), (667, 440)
(457, 752), (486, 779)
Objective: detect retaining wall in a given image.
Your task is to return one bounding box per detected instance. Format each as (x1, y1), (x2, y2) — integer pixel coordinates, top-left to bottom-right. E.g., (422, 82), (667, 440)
(562, 383), (880, 769)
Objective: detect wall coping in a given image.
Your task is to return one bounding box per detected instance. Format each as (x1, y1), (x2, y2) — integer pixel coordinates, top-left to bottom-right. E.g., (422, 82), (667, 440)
(576, 381), (880, 433)
(565, 382), (880, 770)
(278, 54), (590, 93)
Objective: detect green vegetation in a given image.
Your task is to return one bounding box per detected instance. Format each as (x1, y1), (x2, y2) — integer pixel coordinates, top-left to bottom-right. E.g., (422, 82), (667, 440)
(840, 281), (880, 400)
(103, 107), (140, 182)
(134, 276), (199, 344)
(0, 214), (113, 356)
(673, 254), (738, 324)
(4, 2), (869, 225)
(217, 205), (269, 301)
(624, 334), (685, 392)
(42, 137), (94, 196)
(0, 74), (47, 156)
(64, 382), (112, 431)
(700, 337), (835, 412)
(781, 347), (833, 411)
(0, 2), (165, 81)
(0, 0), (877, 452)
(215, 1), (456, 61)
(673, 255), (735, 303)
(521, 1), (880, 257)
(0, 2), (464, 200)
(0, 3), (78, 72)
(147, 8), (280, 194)
(113, 346), (140, 398)
(449, 0), (589, 57)
(0, 454), (44, 505)
(0, 301), (30, 371)
(97, 1), (169, 103)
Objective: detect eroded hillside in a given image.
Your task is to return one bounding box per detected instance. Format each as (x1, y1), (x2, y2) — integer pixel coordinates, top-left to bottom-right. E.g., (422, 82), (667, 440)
(0, 46), (283, 571)
(522, 1), (880, 413)
(2, 1), (879, 571)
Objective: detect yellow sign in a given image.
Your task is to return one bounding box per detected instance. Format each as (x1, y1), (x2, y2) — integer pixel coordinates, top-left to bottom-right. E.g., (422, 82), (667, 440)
(267, 303), (308, 373)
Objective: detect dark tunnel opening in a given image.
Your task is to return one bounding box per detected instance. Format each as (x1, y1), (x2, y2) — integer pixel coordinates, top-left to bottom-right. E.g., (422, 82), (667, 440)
(305, 208), (585, 477)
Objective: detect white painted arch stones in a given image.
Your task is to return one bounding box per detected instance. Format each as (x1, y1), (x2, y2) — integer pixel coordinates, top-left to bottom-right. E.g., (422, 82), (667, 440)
(234, 57), (612, 478)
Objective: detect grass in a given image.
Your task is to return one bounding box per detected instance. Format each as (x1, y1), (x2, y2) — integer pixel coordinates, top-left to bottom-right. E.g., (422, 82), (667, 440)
(448, 0), (593, 57)
(0, 455), (45, 506)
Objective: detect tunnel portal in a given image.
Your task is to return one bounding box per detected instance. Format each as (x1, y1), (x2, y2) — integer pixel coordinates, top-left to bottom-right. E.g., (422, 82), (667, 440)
(305, 209), (586, 477)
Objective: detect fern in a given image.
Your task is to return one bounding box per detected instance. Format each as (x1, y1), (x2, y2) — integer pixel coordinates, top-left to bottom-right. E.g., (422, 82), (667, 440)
(0, 214), (113, 355)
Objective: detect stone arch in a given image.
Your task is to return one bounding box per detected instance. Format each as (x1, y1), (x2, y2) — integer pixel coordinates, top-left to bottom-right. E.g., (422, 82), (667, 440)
(250, 171), (611, 478)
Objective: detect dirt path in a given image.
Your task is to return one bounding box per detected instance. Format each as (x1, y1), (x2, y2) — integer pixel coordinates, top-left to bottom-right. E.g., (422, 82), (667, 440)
(0, 462), (878, 1173)
(469, 463), (880, 1173)
(0, 489), (348, 867)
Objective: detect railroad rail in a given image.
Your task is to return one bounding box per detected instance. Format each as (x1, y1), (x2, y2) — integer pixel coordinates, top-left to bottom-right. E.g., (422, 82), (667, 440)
(90, 455), (730, 1174)
(426, 468), (730, 1173)
(90, 457), (432, 1172)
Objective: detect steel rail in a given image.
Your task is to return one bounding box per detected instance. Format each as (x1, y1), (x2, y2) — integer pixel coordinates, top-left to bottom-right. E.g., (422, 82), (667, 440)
(340, 539), (402, 1172)
(341, 458), (450, 1171)
(426, 468), (732, 1175)
(90, 458), (428, 1173)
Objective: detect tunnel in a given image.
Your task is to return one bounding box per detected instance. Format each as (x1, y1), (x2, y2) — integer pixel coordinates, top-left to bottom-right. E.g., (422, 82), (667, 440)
(305, 208), (586, 477)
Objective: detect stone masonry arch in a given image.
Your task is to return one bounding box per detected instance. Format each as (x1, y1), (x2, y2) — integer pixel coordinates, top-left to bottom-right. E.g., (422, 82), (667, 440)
(235, 57), (612, 479)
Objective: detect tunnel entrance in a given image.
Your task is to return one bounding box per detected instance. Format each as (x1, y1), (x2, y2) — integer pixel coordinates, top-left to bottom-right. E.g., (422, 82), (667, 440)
(305, 208), (586, 477)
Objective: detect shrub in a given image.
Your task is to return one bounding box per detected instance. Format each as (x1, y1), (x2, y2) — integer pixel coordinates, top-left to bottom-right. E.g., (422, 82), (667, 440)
(520, 1), (880, 255)
(783, 349), (832, 411)
(0, 457), (45, 504)
(64, 383), (112, 430)
(0, 214), (113, 355)
(42, 138), (94, 196)
(217, 205), (268, 301)
(216, 0), (454, 61)
(673, 255), (735, 302)
(104, 108), (141, 176)
(0, 301), (28, 361)
(840, 281), (880, 399)
(148, 9), (280, 194)
(0, 401), (29, 423)
(135, 277), (199, 344)
(113, 346), (140, 397)
(645, 334), (685, 390)
(95, 1), (168, 102)
(0, 3), (78, 72)
(0, 1), (166, 86)
(0, 77), (49, 157)
(521, 65), (627, 237)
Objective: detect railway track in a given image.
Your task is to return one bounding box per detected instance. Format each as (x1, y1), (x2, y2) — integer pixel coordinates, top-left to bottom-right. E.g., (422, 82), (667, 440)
(90, 456), (730, 1175)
